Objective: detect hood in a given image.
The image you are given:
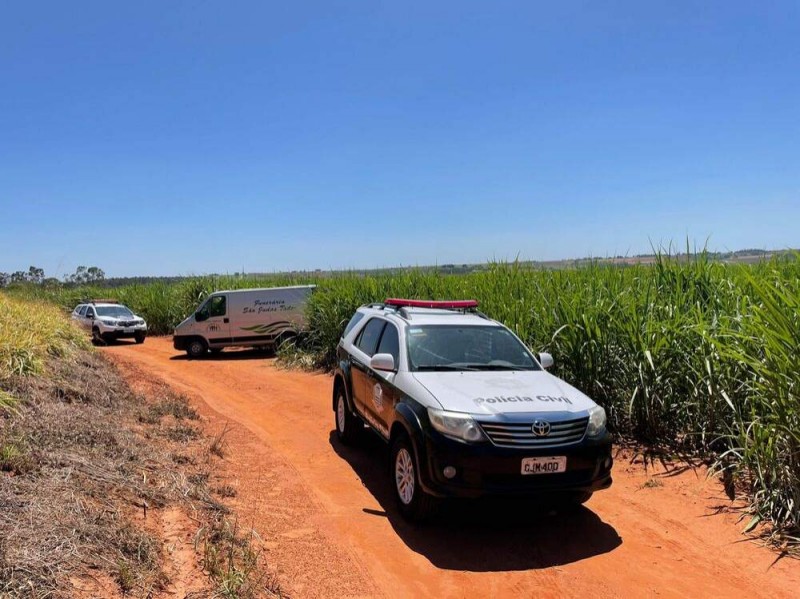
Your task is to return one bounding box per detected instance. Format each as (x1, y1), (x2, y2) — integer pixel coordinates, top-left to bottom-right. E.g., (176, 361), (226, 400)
(412, 370), (596, 415)
(101, 314), (140, 323)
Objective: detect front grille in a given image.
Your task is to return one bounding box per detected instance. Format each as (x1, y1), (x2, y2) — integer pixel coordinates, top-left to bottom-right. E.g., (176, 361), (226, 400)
(479, 416), (588, 448)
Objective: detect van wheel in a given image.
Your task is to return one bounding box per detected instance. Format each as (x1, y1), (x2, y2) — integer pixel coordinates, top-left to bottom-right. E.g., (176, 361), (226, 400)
(186, 338), (208, 358)
(334, 389), (361, 445)
(391, 435), (437, 522)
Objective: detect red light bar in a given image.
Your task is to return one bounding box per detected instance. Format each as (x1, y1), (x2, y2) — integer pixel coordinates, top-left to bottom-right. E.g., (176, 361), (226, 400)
(384, 298), (479, 309)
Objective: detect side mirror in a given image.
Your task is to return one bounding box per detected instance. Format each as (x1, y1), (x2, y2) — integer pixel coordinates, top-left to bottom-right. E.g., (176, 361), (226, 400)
(370, 353), (396, 372)
(539, 352), (554, 369)
(195, 311), (208, 322)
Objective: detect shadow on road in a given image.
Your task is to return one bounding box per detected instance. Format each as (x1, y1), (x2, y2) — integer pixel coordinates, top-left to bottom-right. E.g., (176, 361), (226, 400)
(168, 349), (278, 362)
(329, 430), (622, 571)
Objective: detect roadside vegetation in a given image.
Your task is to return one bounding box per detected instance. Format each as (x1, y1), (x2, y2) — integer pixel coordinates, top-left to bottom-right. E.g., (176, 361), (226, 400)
(6, 252), (800, 549)
(0, 294), (281, 597)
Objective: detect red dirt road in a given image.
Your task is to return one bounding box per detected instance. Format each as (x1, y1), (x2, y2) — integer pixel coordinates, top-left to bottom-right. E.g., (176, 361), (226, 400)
(106, 338), (799, 598)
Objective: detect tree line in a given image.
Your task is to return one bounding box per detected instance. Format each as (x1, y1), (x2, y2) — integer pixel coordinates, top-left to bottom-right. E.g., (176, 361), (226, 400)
(0, 266), (105, 288)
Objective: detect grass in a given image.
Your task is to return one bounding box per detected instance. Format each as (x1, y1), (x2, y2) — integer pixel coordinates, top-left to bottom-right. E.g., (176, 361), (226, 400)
(6, 251), (800, 546)
(0, 293), (282, 596)
(0, 294), (89, 381)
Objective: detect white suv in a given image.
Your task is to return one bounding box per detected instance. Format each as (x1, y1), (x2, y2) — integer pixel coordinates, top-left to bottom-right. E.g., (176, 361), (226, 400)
(72, 302), (148, 345)
(332, 299), (613, 521)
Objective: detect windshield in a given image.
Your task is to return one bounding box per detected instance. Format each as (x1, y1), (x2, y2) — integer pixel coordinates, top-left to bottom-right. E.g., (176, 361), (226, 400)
(95, 305), (134, 318)
(406, 325), (540, 371)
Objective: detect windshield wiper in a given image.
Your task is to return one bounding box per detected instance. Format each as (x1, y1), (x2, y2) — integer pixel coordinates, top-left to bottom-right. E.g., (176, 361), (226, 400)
(463, 364), (535, 371)
(416, 364), (480, 372)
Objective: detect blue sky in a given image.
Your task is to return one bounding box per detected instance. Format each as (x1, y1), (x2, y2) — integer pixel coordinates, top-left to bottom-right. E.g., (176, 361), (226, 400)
(1, 1), (798, 277)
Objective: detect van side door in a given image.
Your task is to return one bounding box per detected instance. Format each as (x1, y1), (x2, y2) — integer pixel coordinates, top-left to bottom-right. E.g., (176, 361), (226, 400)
(199, 294), (232, 347)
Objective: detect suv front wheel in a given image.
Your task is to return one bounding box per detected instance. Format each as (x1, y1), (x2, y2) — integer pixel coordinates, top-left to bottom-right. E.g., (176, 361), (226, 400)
(391, 435), (437, 522)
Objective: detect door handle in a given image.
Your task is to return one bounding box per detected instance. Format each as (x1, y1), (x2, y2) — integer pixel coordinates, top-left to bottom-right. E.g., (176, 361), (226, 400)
(223, 318), (229, 323)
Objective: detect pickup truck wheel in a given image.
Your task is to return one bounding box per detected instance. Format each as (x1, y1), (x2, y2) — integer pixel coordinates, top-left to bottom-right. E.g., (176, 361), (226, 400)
(391, 436), (437, 522)
(185, 338), (208, 358)
(334, 390), (361, 445)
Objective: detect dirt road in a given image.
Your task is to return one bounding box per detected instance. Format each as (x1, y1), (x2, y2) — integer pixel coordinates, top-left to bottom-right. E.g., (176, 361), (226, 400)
(106, 338), (799, 598)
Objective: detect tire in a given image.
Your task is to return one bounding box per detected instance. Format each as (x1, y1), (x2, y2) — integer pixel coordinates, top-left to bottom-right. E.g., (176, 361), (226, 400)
(391, 435), (437, 522)
(334, 388), (362, 445)
(185, 338), (208, 358)
(134, 333), (146, 344)
(91, 327), (104, 346)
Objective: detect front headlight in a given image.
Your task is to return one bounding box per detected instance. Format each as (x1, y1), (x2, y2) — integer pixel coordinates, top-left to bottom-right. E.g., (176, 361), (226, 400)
(586, 405), (607, 437)
(427, 408), (487, 443)
(101, 319), (116, 326)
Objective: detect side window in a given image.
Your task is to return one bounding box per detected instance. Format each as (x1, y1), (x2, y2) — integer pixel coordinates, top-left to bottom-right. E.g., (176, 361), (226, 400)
(86, 306), (95, 318)
(355, 318), (386, 357)
(342, 312), (365, 338)
(376, 323), (400, 364)
(78, 305), (87, 316)
(208, 295), (227, 317)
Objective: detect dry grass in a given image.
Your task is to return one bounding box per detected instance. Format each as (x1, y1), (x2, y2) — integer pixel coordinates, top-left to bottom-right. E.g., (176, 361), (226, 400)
(0, 322), (283, 597)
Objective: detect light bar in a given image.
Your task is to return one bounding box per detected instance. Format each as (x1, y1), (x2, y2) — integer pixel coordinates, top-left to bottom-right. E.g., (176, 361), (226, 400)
(384, 298), (479, 309)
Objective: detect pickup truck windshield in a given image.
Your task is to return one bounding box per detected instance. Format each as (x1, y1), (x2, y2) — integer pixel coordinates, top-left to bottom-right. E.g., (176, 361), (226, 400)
(406, 325), (540, 372)
(95, 306), (134, 318)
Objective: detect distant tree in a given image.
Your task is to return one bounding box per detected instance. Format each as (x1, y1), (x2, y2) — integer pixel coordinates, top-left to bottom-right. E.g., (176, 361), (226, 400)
(10, 271), (28, 283)
(27, 266), (44, 284)
(0, 272), (8, 287)
(65, 265), (105, 285)
(86, 266), (105, 283)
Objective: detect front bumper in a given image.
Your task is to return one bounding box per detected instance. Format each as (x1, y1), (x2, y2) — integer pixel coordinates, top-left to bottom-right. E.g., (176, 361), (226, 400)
(418, 429), (613, 499)
(98, 325), (147, 339)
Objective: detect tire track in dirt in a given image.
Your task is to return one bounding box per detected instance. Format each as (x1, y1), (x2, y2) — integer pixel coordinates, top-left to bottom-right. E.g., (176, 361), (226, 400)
(106, 338), (800, 599)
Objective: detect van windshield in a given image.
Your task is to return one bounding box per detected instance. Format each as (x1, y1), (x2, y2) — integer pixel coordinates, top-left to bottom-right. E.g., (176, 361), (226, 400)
(406, 325), (540, 372)
(95, 305), (134, 318)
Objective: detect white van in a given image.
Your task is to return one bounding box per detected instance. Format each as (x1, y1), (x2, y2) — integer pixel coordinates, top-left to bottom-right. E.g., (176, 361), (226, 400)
(173, 285), (315, 357)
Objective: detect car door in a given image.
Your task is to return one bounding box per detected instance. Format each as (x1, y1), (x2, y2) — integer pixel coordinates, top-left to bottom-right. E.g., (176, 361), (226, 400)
(201, 294), (232, 346)
(366, 321), (400, 435)
(350, 317), (386, 417)
(83, 305), (96, 330)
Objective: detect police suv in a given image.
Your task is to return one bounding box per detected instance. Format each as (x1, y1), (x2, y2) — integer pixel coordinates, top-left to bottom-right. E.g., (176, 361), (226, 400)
(332, 299), (613, 521)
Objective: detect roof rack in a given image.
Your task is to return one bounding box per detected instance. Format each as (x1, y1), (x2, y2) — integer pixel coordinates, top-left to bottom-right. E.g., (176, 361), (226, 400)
(89, 298), (119, 304)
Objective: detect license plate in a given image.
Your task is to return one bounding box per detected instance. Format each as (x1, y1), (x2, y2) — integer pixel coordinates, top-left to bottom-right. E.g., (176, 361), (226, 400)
(123, 328), (134, 333)
(521, 456), (567, 475)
